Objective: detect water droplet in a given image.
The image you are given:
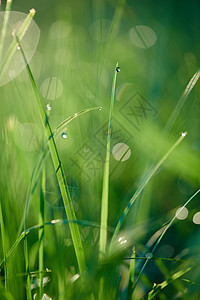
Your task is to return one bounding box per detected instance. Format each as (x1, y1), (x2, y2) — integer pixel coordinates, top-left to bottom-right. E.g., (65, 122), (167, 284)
(83, 147), (87, 153)
(98, 106), (102, 111)
(74, 113), (77, 117)
(145, 252), (153, 259)
(17, 46), (20, 50)
(46, 104), (52, 111)
(181, 132), (187, 137)
(116, 66), (121, 72)
(61, 132), (67, 139)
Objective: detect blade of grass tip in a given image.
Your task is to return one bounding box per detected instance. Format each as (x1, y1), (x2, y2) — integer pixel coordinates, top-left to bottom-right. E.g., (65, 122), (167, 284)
(98, 62), (119, 300)
(0, 196), (7, 289)
(110, 132), (188, 250)
(153, 69), (200, 162)
(0, 8), (36, 81)
(164, 69), (200, 137)
(39, 166), (45, 298)
(0, 0), (12, 63)
(96, 0), (125, 93)
(14, 34), (87, 276)
(131, 189), (200, 297)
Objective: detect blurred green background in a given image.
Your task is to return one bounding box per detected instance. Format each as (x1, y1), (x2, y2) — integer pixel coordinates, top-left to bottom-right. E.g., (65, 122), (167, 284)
(0, 0), (200, 299)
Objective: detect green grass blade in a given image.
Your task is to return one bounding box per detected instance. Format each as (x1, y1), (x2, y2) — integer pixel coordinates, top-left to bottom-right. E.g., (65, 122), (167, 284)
(0, 0), (12, 63)
(164, 69), (200, 136)
(99, 63), (119, 260)
(131, 189), (200, 296)
(0, 196), (7, 289)
(110, 132), (188, 248)
(98, 63), (119, 300)
(16, 106), (100, 239)
(0, 8), (36, 81)
(127, 246), (135, 300)
(14, 34), (86, 276)
(0, 219), (106, 271)
(146, 259), (200, 299)
(39, 167), (45, 298)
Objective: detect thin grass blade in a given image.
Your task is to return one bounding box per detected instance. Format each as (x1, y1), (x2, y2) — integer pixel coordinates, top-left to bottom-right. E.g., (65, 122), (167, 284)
(14, 34), (86, 277)
(110, 132), (188, 248)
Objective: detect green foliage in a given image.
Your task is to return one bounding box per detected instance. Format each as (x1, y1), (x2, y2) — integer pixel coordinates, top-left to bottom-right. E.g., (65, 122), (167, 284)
(0, 0), (200, 299)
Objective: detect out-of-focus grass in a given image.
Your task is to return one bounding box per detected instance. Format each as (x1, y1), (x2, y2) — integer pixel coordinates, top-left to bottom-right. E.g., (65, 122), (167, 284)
(0, 0), (200, 299)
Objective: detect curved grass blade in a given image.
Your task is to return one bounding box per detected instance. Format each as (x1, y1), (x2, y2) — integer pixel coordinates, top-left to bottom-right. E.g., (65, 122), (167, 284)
(131, 189), (200, 297)
(17, 106), (100, 237)
(164, 69), (200, 136)
(14, 34), (86, 277)
(145, 258), (200, 299)
(0, 219), (107, 271)
(0, 0), (12, 62)
(110, 132), (188, 249)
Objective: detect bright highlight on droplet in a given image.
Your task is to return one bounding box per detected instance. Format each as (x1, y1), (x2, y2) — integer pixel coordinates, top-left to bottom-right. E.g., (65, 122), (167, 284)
(175, 207), (189, 220)
(40, 77), (63, 100)
(181, 132), (187, 137)
(112, 143), (131, 162)
(130, 25), (157, 49)
(118, 236), (127, 245)
(46, 104), (52, 111)
(193, 212), (200, 224)
(61, 132), (67, 139)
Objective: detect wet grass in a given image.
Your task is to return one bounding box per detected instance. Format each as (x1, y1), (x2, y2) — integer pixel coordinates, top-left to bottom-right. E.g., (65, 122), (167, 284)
(0, 0), (200, 299)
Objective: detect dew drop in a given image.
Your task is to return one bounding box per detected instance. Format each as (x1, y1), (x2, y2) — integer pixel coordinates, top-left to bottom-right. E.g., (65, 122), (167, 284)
(46, 104), (52, 111)
(61, 132), (67, 139)
(98, 106), (102, 111)
(74, 113), (77, 117)
(116, 66), (121, 72)
(181, 132), (187, 137)
(17, 46), (21, 50)
(145, 252), (153, 259)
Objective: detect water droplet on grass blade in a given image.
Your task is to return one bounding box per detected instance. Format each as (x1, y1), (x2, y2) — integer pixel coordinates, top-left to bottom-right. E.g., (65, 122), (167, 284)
(116, 66), (121, 72)
(145, 252), (153, 259)
(98, 106), (102, 111)
(46, 103), (52, 111)
(61, 132), (67, 139)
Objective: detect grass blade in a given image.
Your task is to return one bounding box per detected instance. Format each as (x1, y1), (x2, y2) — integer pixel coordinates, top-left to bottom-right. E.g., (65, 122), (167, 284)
(110, 132), (188, 248)
(98, 63), (119, 299)
(131, 189), (200, 297)
(16, 106), (100, 238)
(0, 0), (12, 63)
(14, 34), (86, 277)
(0, 196), (7, 289)
(0, 8), (36, 81)
(39, 166), (45, 298)
(99, 62), (119, 259)
(146, 258), (200, 299)
(126, 246), (135, 300)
